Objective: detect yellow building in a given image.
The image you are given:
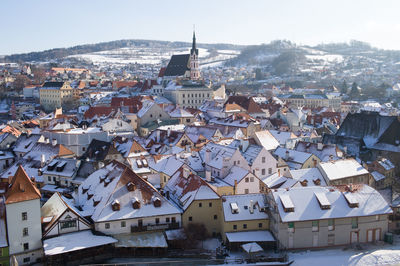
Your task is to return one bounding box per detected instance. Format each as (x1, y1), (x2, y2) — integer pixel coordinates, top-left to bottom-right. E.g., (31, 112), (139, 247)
(39, 82), (74, 111)
(221, 194), (274, 249)
(164, 166), (223, 236)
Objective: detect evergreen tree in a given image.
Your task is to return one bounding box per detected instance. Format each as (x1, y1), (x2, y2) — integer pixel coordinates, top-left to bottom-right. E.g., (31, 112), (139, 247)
(341, 80), (348, 94)
(350, 82), (359, 98)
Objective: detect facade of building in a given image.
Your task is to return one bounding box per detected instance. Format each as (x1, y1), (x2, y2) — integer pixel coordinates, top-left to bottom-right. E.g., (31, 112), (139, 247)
(5, 166), (43, 265)
(268, 185), (392, 249)
(39, 82), (74, 111)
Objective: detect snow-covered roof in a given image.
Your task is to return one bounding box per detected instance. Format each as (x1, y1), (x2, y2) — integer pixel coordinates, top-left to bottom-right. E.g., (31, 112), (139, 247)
(164, 167), (220, 211)
(169, 108), (194, 118)
(271, 185), (392, 223)
(269, 130), (297, 145)
(150, 155), (183, 177)
(377, 158), (395, 171)
(137, 100), (155, 118)
(242, 242), (263, 253)
(43, 230), (117, 256)
(290, 168), (327, 187)
(318, 158), (369, 181)
(254, 130), (280, 151)
(74, 161), (181, 222)
(223, 166), (250, 186)
(274, 147), (313, 165)
(371, 171), (386, 182)
(114, 231), (168, 248)
(225, 230), (275, 243)
(222, 194), (268, 222)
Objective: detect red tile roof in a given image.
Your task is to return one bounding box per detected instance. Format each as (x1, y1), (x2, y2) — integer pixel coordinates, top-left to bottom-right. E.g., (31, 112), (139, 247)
(5, 165), (41, 204)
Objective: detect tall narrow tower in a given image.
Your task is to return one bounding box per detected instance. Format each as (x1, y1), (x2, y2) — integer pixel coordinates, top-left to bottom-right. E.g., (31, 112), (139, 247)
(190, 31), (200, 80)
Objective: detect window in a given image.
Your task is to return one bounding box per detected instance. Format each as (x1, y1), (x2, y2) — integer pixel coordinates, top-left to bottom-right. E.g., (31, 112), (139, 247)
(214, 215), (217, 220)
(23, 243), (29, 251)
(250, 176), (254, 182)
(182, 94), (185, 98)
(262, 169), (266, 175)
(22, 212), (27, 221)
(23, 257), (30, 263)
(209, 202), (212, 207)
(376, 215), (380, 221)
(233, 224), (237, 230)
(172, 217), (176, 223)
(312, 221), (319, 232)
(188, 216), (193, 222)
(82, 147), (86, 151)
(199, 203), (202, 208)
(60, 220), (77, 229)
(48, 176), (51, 181)
(328, 219), (335, 231)
(155, 218), (160, 224)
(245, 189), (249, 194)
(121, 221), (126, 227)
(351, 217), (358, 229)
(182, 100), (185, 104)
(288, 222), (295, 232)
(23, 227), (28, 236)
(262, 157), (266, 163)
(166, 217), (170, 223)
(245, 177), (249, 183)
(243, 224), (247, 229)
(268, 168), (272, 175)
(105, 223), (110, 229)
(150, 114), (153, 118)
(258, 223), (263, 228)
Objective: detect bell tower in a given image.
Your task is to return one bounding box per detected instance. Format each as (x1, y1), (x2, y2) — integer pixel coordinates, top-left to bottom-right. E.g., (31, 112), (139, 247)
(190, 29), (200, 80)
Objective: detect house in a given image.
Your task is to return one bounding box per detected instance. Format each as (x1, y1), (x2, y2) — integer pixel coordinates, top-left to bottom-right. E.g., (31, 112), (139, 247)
(294, 141), (342, 162)
(228, 139), (278, 180)
(5, 166), (43, 265)
(137, 100), (170, 136)
(367, 157), (396, 189)
(82, 139), (124, 168)
(267, 185), (392, 249)
(317, 158), (372, 186)
(41, 158), (81, 197)
(150, 155), (184, 188)
(0, 201), (9, 266)
(74, 161), (181, 238)
(222, 166), (264, 194)
(0, 132), (17, 150)
(253, 130), (280, 151)
(168, 107), (195, 125)
(39, 82), (74, 111)
(221, 194), (274, 250)
(274, 147), (320, 170)
(164, 166), (222, 236)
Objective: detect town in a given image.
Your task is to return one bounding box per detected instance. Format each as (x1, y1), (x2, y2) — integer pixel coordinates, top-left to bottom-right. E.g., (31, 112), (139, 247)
(1, 26), (400, 266)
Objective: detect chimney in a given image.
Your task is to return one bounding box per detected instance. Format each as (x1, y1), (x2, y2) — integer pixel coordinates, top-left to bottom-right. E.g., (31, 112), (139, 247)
(156, 130), (160, 142)
(41, 154), (46, 167)
(166, 190), (170, 200)
(205, 149), (211, 165)
(167, 128), (171, 137)
(317, 143), (323, 151)
(329, 154), (334, 161)
(183, 167), (190, 179)
(249, 200), (254, 214)
(206, 170), (211, 182)
(285, 150), (290, 160)
(240, 139), (249, 152)
(234, 179), (238, 194)
(52, 139), (57, 146)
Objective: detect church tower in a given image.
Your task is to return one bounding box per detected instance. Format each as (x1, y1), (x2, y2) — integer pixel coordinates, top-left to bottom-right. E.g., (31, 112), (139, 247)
(190, 31), (200, 80)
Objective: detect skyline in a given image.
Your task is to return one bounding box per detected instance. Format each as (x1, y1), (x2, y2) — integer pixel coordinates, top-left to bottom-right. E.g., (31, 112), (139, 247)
(2, 0), (400, 55)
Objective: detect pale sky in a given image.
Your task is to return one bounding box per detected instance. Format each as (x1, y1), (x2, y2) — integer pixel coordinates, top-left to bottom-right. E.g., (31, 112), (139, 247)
(1, 0), (400, 55)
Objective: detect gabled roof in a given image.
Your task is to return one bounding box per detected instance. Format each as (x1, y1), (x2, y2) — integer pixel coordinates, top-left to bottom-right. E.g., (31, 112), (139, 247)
(164, 166), (220, 211)
(5, 165), (41, 204)
(271, 185), (392, 222)
(58, 144), (75, 157)
(41, 192), (90, 237)
(164, 54), (190, 76)
(225, 96), (263, 114)
(75, 161), (180, 222)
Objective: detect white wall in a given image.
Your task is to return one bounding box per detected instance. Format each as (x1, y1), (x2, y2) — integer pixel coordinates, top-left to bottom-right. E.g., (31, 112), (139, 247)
(6, 199), (43, 262)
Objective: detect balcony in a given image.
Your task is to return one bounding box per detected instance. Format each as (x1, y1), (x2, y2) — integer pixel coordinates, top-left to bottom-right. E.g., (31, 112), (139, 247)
(131, 222), (180, 233)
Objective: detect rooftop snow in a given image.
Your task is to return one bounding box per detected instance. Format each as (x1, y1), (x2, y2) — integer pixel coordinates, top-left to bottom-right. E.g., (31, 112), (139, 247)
(225, 230), (275, 243)
(318, 159), (369, 181)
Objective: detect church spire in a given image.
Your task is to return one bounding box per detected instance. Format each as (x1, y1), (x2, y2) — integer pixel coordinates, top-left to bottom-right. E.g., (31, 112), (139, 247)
(191, 27), (198, 56)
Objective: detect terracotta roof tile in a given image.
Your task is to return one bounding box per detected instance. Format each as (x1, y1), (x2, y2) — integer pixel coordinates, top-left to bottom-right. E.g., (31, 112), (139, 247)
(5, 165), (41, 204)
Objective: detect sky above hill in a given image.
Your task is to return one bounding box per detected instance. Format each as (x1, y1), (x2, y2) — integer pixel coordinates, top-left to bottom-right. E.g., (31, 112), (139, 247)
(2, 0), (400, 55)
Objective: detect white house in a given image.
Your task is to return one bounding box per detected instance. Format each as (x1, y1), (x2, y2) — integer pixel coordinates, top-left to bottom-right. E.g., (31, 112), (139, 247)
(5, 165), (43, 265)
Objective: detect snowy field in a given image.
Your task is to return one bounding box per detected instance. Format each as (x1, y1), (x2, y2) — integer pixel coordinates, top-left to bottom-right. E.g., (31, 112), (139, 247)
(290, 238), (400, 266)
(67, 46), (239, 67)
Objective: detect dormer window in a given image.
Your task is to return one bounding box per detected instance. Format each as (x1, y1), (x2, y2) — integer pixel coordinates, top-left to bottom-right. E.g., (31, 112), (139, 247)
(111, 200), (120, 211)
(152, 196), (161, 208)
(127, 182), (136, 192)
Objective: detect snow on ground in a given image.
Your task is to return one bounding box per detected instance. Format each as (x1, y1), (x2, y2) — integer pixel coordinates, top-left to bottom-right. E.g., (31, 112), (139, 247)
(306, 54), (344, 63)
(290, 241), (400, 266)
(197, 238), (221, 251)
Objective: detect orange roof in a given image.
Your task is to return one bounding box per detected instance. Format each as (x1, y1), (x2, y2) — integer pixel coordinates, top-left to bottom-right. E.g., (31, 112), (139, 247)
(5, 165), (41, 204)
(58, 144), (75, 157)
